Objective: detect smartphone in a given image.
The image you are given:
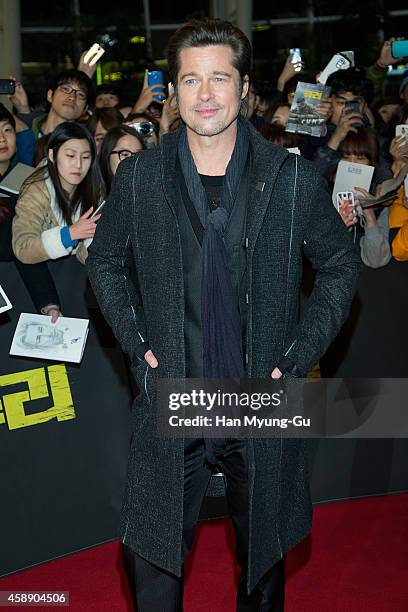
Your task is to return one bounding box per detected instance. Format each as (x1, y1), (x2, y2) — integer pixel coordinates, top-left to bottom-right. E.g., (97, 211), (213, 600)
(344, 100), (360, 114)
(289, 48), (302, 72)
(168, 82), (174, 96)
(317, 53), (351, 85)
(0, 79), (15, 95)
(391, 40), (408, 59)
(90, 200), (105, 218)
(336, 191), (355, 213)
(83, 43), (105, 67)
(147, 70), (165, 101)
(344, 100), (363, 129)
(396, 124), (408, 143)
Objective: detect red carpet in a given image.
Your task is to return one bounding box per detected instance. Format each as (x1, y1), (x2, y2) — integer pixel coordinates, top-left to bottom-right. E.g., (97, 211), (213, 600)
(1, 494), (407, 611)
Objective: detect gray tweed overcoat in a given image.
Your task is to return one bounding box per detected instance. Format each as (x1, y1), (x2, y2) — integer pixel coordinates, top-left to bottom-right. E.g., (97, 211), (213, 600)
(86, 120), (361, 592)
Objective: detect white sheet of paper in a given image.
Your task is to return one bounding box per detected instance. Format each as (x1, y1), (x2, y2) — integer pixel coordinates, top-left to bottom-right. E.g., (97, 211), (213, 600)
(10, 313), (89, 363)
(0, 284), (12, 314)
(332, 161), (375, 205)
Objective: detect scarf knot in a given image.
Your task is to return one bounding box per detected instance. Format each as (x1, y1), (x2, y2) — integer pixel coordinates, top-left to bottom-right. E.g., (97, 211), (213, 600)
(207, 206), (228, 233)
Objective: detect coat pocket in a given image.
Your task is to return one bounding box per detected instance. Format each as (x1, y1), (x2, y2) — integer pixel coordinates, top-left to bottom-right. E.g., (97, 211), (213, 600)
(131, 361), (151, 402)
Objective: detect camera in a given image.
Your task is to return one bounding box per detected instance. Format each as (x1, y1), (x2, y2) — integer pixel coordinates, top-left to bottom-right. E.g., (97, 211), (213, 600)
(128, 121), (155, 137)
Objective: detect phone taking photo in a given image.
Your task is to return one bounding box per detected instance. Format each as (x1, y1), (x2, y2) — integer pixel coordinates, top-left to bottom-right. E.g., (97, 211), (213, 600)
(289, 48), (302, 72)
(391, 40), (408, 59)
(335, 191), (355, 213)
(83, 43), (105, 66)
(396, 124), (408, 143)
(0, 79), (15, 95)
(344, 100), (365, 129)
(344, 100), (360, 114)
(147, 71), (165, 101)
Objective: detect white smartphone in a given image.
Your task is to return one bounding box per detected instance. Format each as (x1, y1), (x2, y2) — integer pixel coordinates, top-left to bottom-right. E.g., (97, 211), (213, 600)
(83, 43), (105, 67)
(168, 82), (174, 96)
(396, 124), (408, 143)
(289, 48), (302, 72)
(318, 53), (351, 85)
(91, 200), (105, 218)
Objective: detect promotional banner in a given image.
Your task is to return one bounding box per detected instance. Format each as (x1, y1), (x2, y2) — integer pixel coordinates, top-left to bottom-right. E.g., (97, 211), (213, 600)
(0, 260), (132, 577)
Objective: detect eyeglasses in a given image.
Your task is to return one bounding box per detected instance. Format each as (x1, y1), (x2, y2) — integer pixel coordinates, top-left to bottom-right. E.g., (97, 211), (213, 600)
(128, 121), (154, 137)
(58, 83), (88, 102)
(110, 149), (139, 161)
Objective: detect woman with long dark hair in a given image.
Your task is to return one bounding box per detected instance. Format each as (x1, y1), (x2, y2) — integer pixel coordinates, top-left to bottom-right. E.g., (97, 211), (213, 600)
(12, 122), (104, 265)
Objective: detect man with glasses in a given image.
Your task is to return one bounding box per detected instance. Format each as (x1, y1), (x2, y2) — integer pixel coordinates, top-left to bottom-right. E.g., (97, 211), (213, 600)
(13, 69), (93, 141)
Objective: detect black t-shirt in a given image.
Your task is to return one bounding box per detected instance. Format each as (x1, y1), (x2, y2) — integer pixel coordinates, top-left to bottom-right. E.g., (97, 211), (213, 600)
(199, 174), (224, 212)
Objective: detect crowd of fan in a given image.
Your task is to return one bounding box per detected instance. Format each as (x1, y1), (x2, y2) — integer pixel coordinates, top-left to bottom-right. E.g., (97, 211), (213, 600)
(1, 36), (408, 322)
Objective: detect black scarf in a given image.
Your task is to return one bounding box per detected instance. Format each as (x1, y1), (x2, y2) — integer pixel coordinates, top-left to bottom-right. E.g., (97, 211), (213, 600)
(178, 115), (249, 379)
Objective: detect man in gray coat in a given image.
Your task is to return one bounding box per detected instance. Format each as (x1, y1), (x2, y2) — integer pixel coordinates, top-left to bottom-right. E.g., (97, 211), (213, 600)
(87, 18), (361, 612)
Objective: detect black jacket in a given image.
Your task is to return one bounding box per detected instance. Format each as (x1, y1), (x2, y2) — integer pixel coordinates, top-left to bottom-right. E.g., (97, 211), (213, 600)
(87, 120), (361, 592)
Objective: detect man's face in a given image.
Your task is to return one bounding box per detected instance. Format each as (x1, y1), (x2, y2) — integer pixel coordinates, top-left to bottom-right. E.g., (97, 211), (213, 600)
(24, 323), (64, 348)
(0, 120), (16, 165)
(176, 45), (249, 138)
(331, 91), (367, 125)
(48, 80), (88, 121)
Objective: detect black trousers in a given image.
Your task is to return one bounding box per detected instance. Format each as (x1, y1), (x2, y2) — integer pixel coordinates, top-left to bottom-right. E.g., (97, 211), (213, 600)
(122, 438), (285, 611)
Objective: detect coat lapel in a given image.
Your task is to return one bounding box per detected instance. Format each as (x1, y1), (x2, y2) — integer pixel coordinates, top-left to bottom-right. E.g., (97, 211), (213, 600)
(245, 124), (290, 257)
(160, 131), (180, 217)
